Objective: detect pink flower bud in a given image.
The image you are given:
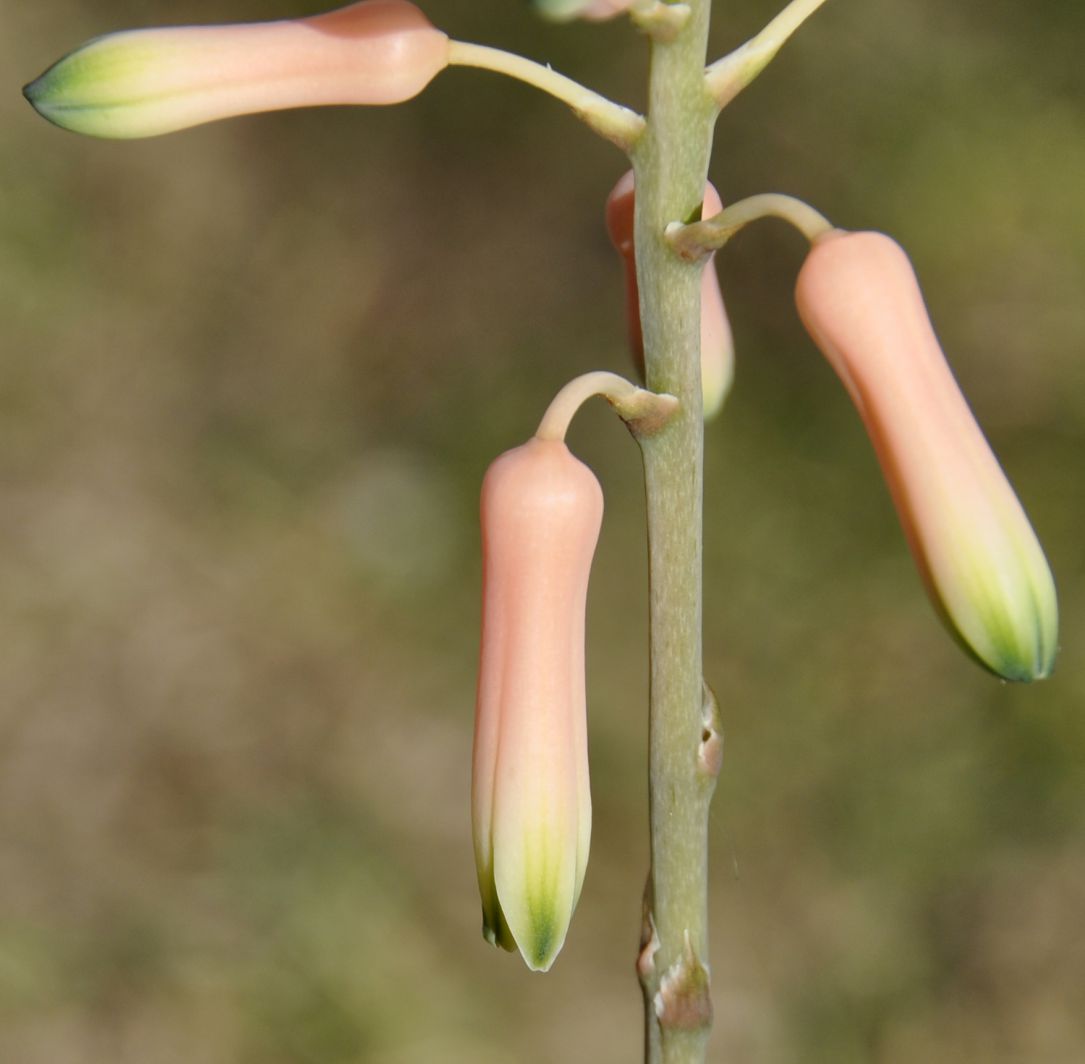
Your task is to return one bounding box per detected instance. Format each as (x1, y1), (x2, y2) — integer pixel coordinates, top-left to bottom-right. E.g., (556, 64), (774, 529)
(795, 230), (1058, 680)
(23, 0), (449, 139)
(579, 0), (638, 19)
(535, 0), (635, 21)
(472, 437), (602, 971)
(605, 170), (734, 418)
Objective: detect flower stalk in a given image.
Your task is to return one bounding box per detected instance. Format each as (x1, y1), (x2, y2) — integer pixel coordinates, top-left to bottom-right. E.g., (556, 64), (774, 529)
(667, 192), (834, 259)
(629, 0), (717, 1059)
(534, 371), (678, 441)
(445, 41), (644, 149)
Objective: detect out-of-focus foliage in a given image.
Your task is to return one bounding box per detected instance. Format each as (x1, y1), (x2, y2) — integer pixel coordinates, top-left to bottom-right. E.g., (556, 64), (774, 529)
(3, 1), (1083, 1061)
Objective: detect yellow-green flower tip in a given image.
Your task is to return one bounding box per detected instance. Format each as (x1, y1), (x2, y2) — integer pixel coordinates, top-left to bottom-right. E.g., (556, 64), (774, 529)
(472, 438), (600, 972)
(23, 1), (449, 139)
(796, 230), (1058, 682)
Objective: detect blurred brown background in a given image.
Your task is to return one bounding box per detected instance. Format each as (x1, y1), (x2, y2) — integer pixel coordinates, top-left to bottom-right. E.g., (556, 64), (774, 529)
(3, 1), (1084, 1061)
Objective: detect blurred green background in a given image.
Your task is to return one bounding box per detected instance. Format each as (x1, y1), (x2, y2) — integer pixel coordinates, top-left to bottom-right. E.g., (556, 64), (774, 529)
(3, 1), (1084, 1061)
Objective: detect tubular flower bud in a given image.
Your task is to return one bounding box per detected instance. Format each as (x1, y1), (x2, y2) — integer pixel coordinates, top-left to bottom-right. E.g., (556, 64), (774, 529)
(605, 170), (734, 418)
(535, 0), (636, 21)
(23, 0), (449, 139)
(472, 437), (602, 971)
(795, 230), (1058, 681)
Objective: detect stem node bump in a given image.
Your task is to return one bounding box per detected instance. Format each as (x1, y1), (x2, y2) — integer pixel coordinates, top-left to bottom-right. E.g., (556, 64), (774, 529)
(654, 931), (713, 1031)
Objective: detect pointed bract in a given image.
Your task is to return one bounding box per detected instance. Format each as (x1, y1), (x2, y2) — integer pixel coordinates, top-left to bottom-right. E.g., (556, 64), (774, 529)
(472, 438), (601, 971)
(795, 230), (1058, 681)
(23, 0), (449, 139)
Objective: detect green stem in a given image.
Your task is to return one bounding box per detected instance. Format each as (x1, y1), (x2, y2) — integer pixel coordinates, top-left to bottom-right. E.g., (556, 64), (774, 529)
(630, 2), (718, 1062)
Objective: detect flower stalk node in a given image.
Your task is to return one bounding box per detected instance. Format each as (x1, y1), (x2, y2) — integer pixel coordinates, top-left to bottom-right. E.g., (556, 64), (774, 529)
(535, 370), (678, 442)
(637, 897), (661, 982)
(618, 391), (682, 439)
(654, 931), (713, 1031)
(632, 2), (693, 40)
(696, 680), (723, 780)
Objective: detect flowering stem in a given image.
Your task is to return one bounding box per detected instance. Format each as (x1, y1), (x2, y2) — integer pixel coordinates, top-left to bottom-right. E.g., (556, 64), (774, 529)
(446, 41), (645, 150)
(667, 193), (834, 260)
(629, 0), (717, 1061)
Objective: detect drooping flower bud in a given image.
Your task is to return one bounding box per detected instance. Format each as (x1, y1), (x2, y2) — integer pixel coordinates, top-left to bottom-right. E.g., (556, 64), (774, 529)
(535, 0), (636, 21)
(472, 437), (602, 971)
(23, 0), (449, 139)
(795, 230), (1058, 681)
(605, 170), (734, 419)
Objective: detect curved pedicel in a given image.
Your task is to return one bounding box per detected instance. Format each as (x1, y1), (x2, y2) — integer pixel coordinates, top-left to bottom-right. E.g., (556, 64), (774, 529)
(795, 230), (1058, 681)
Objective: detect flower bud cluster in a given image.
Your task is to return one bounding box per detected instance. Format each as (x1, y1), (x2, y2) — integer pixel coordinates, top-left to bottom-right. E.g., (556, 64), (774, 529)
(20, 0), (1061, 984)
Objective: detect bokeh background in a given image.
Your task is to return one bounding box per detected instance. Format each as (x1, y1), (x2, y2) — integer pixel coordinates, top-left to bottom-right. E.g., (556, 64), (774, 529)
(3, 1), (1084, 1061)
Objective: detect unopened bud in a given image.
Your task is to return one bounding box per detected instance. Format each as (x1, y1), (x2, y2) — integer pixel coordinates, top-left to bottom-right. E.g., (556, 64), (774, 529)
(535, 0), (636, 21)
(606, 170), (734, 418)
(795, 230), (1058, 681)
(472, 437), (602, 971)
(23, 0), (449, 139)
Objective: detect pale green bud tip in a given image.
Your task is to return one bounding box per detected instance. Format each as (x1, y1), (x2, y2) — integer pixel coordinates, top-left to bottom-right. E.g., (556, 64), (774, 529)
(23, 1), (449, 139)
(481, 880), (562, 971)
(480, 826), (579, 971)
(795, 230), (1059, 683)
(933, 519), (1058, 682)
(522, 912), (559, 972)
(480, 884), (517, 954)
(24, 33), (157, 138)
